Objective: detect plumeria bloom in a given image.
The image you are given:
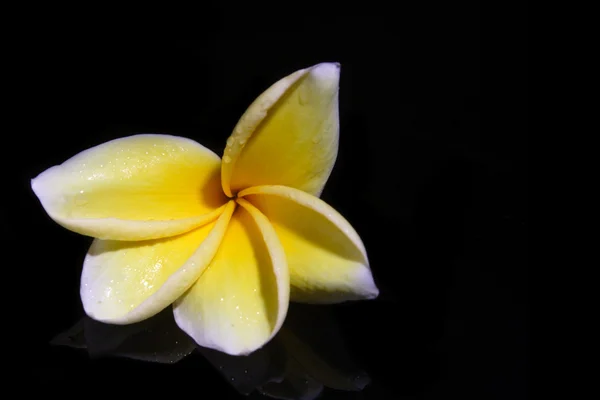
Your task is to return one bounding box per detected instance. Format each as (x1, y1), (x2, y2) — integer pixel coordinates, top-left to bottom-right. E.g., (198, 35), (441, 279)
(32, 62), (378, 355)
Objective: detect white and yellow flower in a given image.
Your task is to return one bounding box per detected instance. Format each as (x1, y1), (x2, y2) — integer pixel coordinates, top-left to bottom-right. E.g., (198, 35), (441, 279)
(32, 62), (378, 355)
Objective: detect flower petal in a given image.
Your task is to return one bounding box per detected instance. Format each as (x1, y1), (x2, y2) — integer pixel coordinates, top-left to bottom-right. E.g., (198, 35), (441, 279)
(221, 62), (341, 197)
(239, 185), (378, 303)
(81, 201), (236, 324)
(32, 134), (227, 240)
(173, 199), (289, 356)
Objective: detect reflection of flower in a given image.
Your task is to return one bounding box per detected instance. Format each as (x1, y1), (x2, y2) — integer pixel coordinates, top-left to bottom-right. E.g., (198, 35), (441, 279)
(53, 303), (370, 399)
(33, 62), (378, 356)
(201, 304), (372, 399)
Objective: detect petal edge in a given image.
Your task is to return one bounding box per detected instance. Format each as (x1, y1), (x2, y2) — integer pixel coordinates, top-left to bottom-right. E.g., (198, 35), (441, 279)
(81, 201), (236, 324)
(32, 134), (227, 240)
(239, 185), (378, 304)
(173, 199), (289, 355)
(222, 63), (341, 197)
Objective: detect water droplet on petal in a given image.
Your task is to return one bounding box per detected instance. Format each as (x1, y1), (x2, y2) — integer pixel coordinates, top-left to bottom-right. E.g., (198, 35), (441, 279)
(226, 137), (234, 147)
(223, 155), (232, 163)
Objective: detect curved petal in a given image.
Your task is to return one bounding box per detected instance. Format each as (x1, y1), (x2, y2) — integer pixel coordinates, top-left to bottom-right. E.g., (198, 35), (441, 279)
(81, 201), (236, 324)
(173, 199), (289, 356)
(221, 62), (341, 197)
(239, 185), (378, 303)
(32, 134), (227, 240)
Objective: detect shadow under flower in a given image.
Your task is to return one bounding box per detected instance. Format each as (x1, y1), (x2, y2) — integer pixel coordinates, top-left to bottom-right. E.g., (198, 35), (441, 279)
(52, 303), (370, 399)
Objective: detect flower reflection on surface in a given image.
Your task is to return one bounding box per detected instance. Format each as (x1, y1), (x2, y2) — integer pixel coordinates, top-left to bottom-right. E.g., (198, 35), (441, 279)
(52, 303), (370, 399)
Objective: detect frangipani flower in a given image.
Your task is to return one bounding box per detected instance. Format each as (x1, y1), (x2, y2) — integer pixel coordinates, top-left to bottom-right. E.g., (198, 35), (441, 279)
(32, 62), (378, 355)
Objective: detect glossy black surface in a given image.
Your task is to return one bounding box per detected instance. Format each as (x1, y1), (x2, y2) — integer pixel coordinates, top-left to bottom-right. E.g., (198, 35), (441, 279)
(10, 5), (527, 398)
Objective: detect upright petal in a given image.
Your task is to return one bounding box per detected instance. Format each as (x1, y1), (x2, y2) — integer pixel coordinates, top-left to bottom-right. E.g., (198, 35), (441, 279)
(81, 201), (235, 325)
(239, 185), (378, 303)
(173, 199), (289, 356)
(221, 62), (340, 197)
(32, 134), (227, 240)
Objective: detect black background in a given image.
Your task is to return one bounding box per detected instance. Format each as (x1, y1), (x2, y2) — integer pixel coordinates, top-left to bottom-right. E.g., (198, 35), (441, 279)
(8, 3), (527, 399)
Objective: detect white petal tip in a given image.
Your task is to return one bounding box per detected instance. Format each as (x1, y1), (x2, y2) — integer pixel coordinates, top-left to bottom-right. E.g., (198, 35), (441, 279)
(31, 170), (55, 208)
(357, 267), (379, 300)
(30, 175), (42, 195)
(309, 62), (341, 86)
(366, 287), (380, 299)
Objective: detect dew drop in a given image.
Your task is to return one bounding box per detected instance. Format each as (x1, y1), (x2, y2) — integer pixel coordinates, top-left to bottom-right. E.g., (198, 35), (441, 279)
(238, 138), (246, 145)
(220, 297), (224, 302)
(226, 137), (234, 147)
(223, 155), (232, 163)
